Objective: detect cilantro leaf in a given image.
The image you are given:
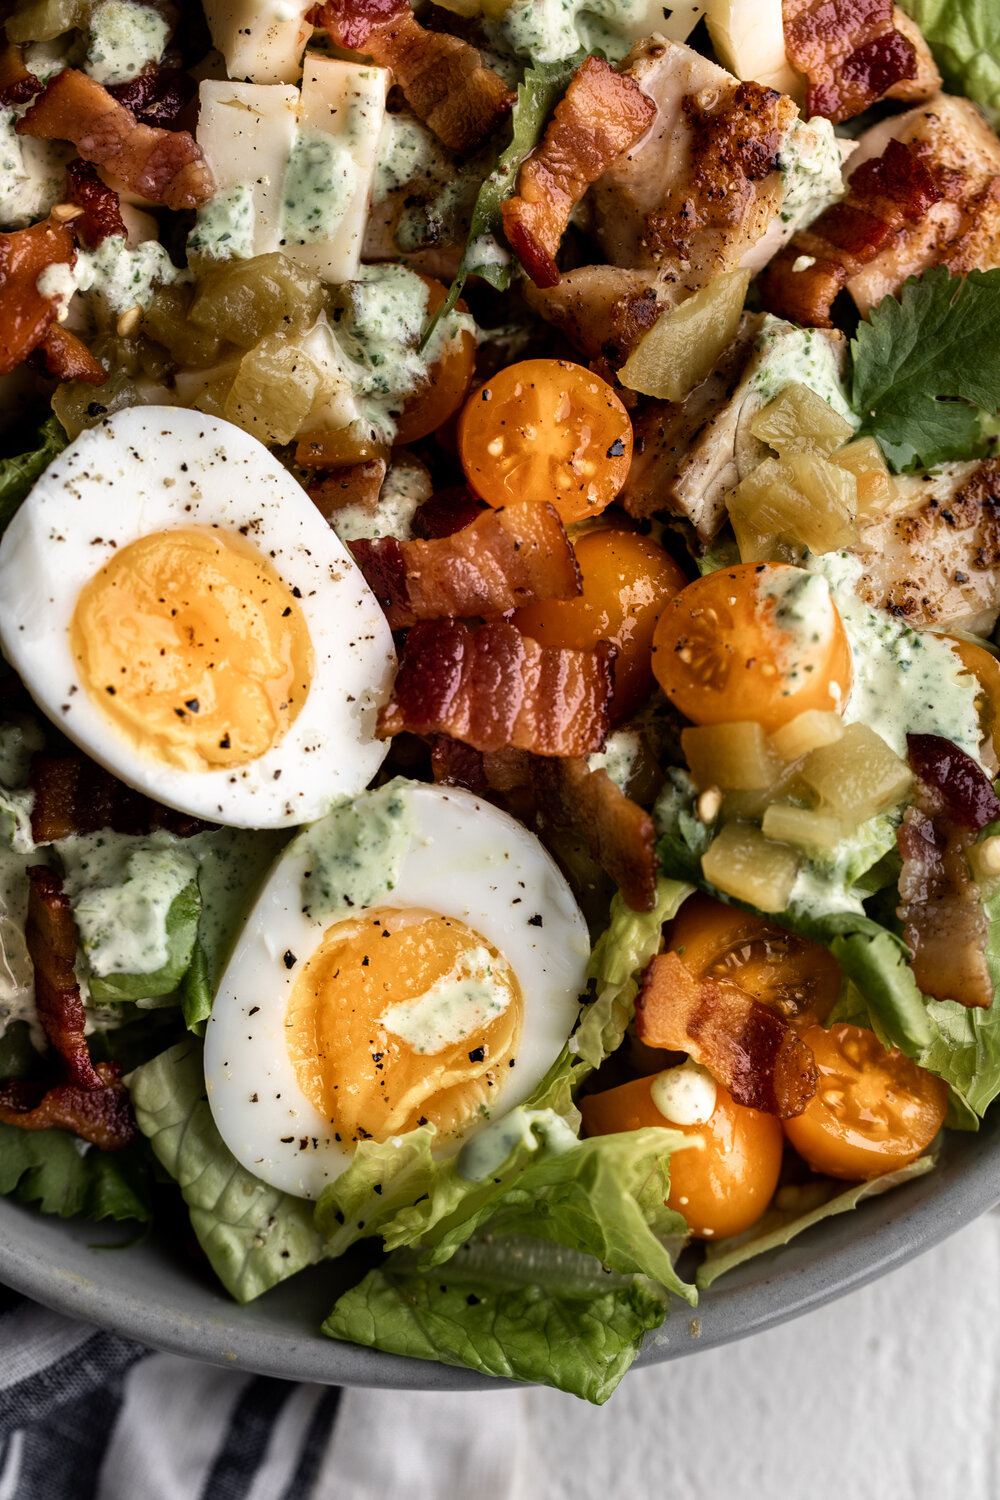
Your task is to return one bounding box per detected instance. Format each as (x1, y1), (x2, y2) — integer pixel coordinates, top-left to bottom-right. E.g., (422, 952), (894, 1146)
(851, 267), (1000, 470)
(898, 0), (1000, 129)
(0, 1121), (151, 1221)
(420, 54), (583, 348)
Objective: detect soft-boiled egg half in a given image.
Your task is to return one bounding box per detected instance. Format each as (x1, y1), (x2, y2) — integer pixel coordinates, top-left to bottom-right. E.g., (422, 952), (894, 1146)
(204, 780), (590, 1198)
(0, 408), (395, 826)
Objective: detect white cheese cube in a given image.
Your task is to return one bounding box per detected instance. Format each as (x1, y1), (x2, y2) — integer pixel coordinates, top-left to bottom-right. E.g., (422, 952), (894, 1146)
(201, 0), (313, 85)
(280, 56), (389, 284)
(196, 81), (299, 257)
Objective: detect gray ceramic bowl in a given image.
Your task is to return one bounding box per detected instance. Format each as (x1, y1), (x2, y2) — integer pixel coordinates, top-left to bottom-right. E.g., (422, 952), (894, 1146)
(3, 1109), (1000, 1388)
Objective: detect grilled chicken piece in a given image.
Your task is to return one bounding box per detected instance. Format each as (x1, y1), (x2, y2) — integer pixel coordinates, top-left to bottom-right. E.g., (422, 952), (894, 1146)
(524, 265), (678, 382)
(589, 38), (805, 283)
(853, 459), (1000, 635)
(618, 316), (850, 542)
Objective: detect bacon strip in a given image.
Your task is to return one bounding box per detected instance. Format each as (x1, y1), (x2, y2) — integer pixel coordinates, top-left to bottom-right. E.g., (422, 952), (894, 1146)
(17, 69), (213, 211)
(412, 487), (485, 539)
(108, 67), (196, 129)
(897, 735), (997, 1009)
(530, 756), (658, 912)
(759, 137), (942, 326)
(636, 951), (818, 1118)
(307, 459), (388, 519)
(34, 324), (106, 384)
(378, 619), (613, 757)
(311, 0), (514, 153)
(0, 217), (76, 377)
(783, 0), (921, 122)
(0, 868), (136, 1148)
(29, 752), (211, 844)
(66, 158), (127, 246)
(0, 42), (40, 105)
(502, 56), (656, 289)
(350, 496), (581, 629)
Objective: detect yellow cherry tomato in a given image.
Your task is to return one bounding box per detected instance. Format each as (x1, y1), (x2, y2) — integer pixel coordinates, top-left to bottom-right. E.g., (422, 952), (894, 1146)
(579, 1072), (784, 1239)
(393, 275), (477, 445)
(651, 561), (853, 731)
(783, 1024), (948, 1180)
(457, 358), (632, 525)
(513, 528), (686, 722)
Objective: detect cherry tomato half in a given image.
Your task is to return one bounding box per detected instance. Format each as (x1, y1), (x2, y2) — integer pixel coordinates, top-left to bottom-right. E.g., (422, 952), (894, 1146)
(667, 893), (841, 1030)
(950, 636), (1000, 765)
(513, 528), (686, 722)
(651, 562), (853, 732)
(580, 1072), (784, 1239)
(457, 358), (632, 525)
(783, 1024), (948, 1180)
(393, 276), (477, 445)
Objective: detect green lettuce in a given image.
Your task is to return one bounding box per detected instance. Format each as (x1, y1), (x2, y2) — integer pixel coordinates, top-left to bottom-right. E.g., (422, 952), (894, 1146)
(696, 1155), (936, 1289)
(128, 1038), (323, 1301)
(0, 416), (67, 534)
(87, 882), (201, 1003)
(0, 1120), (150, 1222)
(899, 1), (1000, 128)
(324, 1235), (671, 1404)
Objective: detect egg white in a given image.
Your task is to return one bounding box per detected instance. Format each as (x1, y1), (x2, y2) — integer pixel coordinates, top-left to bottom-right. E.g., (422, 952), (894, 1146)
(0, 407), (396, 827)
(204, 780), (590, 1198)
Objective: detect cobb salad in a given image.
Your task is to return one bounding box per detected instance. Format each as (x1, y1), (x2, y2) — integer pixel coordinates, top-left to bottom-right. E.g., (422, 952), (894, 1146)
(2, 0), (1000, 1405)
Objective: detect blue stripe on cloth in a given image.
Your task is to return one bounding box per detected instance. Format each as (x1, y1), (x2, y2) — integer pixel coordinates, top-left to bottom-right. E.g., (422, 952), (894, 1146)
(0, 1321), (147, 1438)
(2, 1351), (133, 1500)
(277, 1387), (342, 1500)
(198, 1378), (296, 1500)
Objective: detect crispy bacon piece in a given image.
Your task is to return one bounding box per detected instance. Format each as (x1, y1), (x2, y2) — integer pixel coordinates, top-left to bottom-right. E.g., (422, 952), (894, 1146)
(759, 137), (942, 326)
(502, 56), (656, 289)
(897, 734), (998, 1009)
(636, 951), (818, 1117)
(0, 217), (75, 377)
(531, 757), (658, 912)
(17, 69), (213, 211)
(310, 0), (514, 153)
(25, 867), (102, 1090)
(33, 324), (106, 384)
(307, 459), (388, 519)
(29, 752), (211, 844)
(412, 487), (485, 540)
(0, 42), (40, 105)
(350, 496), (581, 629)
(108, 67), (196, 128)
(0, 1069), (136, 1150)
(378, 619), (613, 757)
(782, 0), (924, 123)
(66, 158), (127, 245)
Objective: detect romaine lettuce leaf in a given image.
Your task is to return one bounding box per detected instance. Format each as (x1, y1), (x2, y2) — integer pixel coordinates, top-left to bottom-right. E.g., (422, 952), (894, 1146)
(0, 416), (67, 534)
(0, 1119), (150, 1221)
(696, 1154), (936, 1289)
(323, 1235), (671, 1404)
(128, 1038), (323, 1301)
(898, 0), (1000, 128)
(87, 881), (201, 1002)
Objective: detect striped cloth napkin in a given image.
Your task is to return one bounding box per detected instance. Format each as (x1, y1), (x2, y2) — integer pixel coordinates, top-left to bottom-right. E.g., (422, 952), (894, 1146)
(0, 1291), (530, 1500)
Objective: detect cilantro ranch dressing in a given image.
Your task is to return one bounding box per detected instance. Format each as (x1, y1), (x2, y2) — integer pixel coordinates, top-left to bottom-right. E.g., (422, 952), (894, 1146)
(59, 832), (198, 977)
(0, 844), (41, 1048)
(301, 782), (413, 922)
(280, 130), (360, 248)
(650, 1061), (716, 1125)
(84, 0), (169, 86)
(379, 946), (511, 1054)
(188, 184), (257, 261)
(755, 567), (847, 708)
(456, 1105), (578, 1182)
(330, 454), (432, 544)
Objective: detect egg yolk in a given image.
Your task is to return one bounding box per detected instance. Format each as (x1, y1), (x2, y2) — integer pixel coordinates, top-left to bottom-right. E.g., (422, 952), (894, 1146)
(70, 527), (314, 772)
(285, 907), (524, 1145)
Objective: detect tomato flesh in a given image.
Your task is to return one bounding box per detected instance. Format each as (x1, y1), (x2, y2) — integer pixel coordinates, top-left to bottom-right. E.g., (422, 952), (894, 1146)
(651, 561), (853, 732)
(457, 358), (632, 525)
(393, 276), (476, 445)
(783, 1024), (948, 1180)
(513, 528), (686, 722)
(580, 1073), (784, 1239)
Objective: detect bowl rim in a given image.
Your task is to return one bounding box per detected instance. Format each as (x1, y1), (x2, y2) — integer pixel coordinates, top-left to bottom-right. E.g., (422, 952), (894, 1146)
(3, 1117), (999, 1390)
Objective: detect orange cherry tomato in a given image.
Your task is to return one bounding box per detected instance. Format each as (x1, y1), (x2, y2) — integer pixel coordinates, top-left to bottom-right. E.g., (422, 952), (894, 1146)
(650, 562), (853, 732)
(580, 1072), (784, 1239)
(512, 528), (687, 722)
(667, 893), (841, 1030)
(949, 636), (1000, 764)
(783, 1024), (948, 1180)
(457, 358), (632, 525)
(393, 276), (476, 446)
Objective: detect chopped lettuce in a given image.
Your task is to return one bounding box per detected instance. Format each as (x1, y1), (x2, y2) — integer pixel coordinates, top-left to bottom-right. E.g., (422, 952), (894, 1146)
(696, 1155), (936, 1289)
(128, 1038), (323, 1301)
(324, 1236), (671, 1404)
(86, 881), (201, 1002)
(0, 1120), (150, 1222)
(899, 0), (1000, 128)
(0, 416), (67, 534)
